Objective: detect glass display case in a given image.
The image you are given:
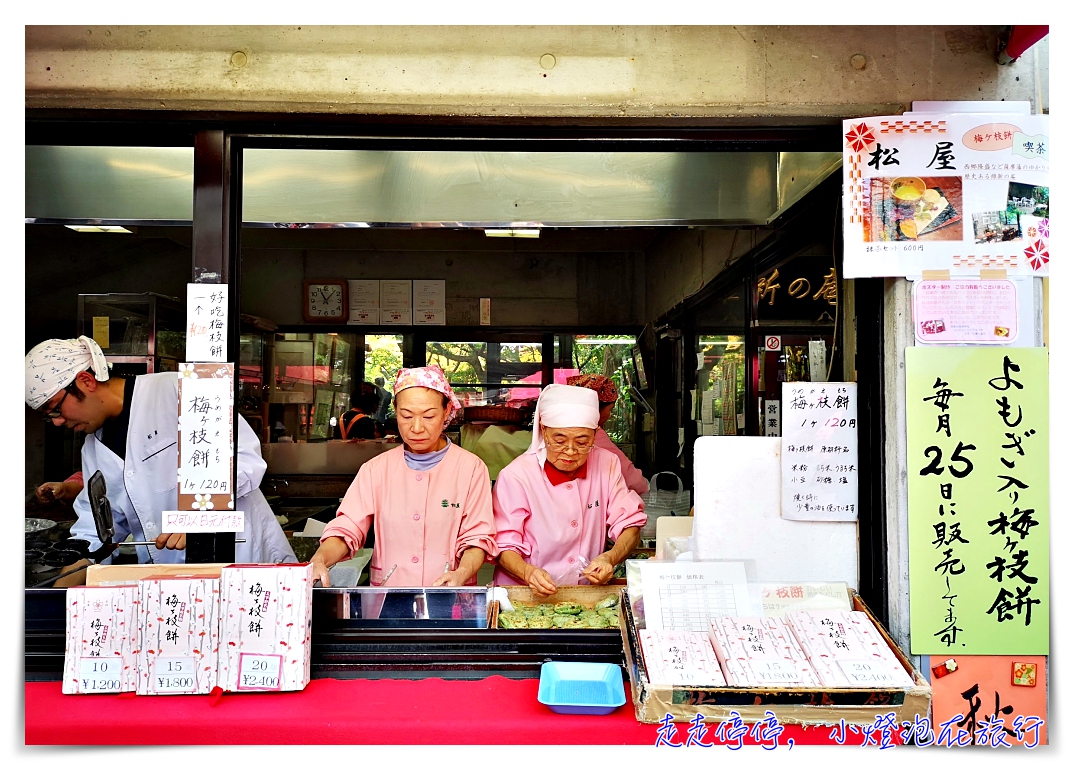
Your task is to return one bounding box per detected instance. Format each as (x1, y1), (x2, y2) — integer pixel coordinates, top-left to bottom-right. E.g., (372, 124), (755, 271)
(77, 293), (185, 374)
(314, 587), (490, 629)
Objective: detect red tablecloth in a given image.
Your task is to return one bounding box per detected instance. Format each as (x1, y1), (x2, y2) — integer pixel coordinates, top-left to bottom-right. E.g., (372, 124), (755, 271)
(25, 677), (853, 745)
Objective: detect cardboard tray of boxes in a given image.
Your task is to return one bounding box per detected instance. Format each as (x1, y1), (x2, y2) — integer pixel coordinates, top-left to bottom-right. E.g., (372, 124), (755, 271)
(619, 588), (931, 725)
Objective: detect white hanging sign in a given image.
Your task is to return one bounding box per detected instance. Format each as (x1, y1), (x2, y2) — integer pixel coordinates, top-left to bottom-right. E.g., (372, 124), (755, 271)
(177, 365), (234, 512)
(781, 383), (858, 522)
(186, 283), (228, 362)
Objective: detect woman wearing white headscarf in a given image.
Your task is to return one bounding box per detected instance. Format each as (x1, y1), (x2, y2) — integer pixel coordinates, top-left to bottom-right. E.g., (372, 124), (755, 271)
(492, 384), (646, 596)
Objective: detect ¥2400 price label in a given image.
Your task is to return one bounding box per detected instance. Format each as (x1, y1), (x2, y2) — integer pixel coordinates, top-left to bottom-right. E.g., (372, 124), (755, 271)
(237, 653), (283, 691)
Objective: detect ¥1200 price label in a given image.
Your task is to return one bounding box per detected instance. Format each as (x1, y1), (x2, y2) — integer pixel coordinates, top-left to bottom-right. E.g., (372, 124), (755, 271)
(152, 656), (197, 693)
(78, 657), (123, 693)
(237, 653), (283, 691)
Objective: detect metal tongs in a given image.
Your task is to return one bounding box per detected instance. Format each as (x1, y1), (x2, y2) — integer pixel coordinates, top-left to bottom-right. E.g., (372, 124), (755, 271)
(32, 471), (244, 587)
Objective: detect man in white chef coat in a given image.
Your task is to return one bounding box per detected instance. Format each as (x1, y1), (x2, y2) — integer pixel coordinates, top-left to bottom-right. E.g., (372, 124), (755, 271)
(25, 336), (295, 574)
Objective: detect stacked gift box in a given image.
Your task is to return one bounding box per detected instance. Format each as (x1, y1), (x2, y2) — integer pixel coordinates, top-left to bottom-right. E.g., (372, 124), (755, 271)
(638, 610), (916, 690)
(638, 630), (727, 687)
(62, 564), (313, 696)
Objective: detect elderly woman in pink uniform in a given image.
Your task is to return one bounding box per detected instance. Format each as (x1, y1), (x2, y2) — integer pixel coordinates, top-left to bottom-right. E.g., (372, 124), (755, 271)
(493, 384), (646, 597)
(311, 366), (497, 587)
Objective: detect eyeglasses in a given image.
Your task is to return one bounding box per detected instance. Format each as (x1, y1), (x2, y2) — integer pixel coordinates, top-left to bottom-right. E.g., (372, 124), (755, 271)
(545, 435), (594, 453)
(40, 390), (69, 421)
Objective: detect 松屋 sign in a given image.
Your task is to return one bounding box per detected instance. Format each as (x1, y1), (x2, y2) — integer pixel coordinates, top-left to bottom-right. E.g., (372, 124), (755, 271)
(842, 112), (1048, 278)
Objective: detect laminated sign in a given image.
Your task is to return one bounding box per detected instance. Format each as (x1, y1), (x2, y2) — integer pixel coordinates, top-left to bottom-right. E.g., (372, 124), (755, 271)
(176, 363), (235, 515)
(218, 564), (314, 692)
(906, 347), (1048, 655)
(842, 112), (1049, 278)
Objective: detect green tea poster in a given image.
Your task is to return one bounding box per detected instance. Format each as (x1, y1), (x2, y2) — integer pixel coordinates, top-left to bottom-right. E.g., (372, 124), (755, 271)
(907, 347), (1048, 655)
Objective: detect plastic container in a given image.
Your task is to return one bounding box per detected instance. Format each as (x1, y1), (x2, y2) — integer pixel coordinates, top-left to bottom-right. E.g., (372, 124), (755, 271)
(537, 661), (626, 715)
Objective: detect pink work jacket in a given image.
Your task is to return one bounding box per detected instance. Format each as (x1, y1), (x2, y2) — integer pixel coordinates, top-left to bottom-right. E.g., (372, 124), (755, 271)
(594, 428), (649, 496)
(321, 444), (497, 587)
(492, 445), (646, 586)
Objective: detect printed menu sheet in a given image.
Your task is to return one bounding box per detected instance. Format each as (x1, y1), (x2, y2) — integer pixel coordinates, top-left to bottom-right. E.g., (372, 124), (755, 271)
(639, 561), (754, 633)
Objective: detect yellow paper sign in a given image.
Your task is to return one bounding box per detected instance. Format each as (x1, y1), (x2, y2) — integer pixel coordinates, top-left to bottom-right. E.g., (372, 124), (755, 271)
(92, 316), (110, 349)
(907, 348), (1048, 655)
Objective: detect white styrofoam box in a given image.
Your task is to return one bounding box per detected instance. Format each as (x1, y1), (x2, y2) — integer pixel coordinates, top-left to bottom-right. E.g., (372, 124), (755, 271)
(137, 577), (220, 695)
(692, 436), (858, 587)
(639, 630), (726, 687)
(63, 586), (141, 694)
(217, 564), (314, 692)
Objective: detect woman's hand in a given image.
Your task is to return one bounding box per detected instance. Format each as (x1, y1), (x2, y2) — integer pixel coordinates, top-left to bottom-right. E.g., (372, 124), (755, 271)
(432, 569), (467, 587)
(581, 553), (616, 585)
(309, 537), (351, 587)
(524, 564), (558, 597)
(310, 556), (332, 587)
(154, 533), (187, 551)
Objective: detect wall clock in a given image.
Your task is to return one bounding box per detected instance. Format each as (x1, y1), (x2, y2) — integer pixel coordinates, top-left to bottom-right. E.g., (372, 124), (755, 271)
(302, 280), (348, 323)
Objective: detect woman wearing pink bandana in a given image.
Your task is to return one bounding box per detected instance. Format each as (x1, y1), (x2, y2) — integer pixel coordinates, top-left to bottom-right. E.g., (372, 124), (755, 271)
(312, 365), (497, 587)
(492, 384), (646, 597)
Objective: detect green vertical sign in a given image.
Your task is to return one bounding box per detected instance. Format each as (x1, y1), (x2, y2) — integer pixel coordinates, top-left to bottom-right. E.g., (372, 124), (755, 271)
(907, 347), (1048, 654)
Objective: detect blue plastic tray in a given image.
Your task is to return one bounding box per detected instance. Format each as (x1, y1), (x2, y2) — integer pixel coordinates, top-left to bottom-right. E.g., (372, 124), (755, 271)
(537, 661), (626, 715)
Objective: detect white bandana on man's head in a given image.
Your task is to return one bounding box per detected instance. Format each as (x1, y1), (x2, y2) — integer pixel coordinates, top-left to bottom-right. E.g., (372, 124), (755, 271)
(526, 384), (600, 465)
(25, 336), (111, 410)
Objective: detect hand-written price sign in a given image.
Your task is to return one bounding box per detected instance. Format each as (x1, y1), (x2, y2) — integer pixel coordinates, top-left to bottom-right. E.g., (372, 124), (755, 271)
(186, 283), (228, 363)
(907, 348), (1048, 655)
(177, 364), (234, 513)
(780, 383), (858, 521)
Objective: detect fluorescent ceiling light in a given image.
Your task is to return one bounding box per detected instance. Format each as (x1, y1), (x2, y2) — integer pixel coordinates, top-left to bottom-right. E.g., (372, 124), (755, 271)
(65, 225), (133, 234)
(484, 229), (540, 238)
(575, 338), (637, 345)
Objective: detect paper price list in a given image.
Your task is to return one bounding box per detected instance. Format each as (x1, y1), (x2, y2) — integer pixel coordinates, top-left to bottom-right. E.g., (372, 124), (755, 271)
(658, 583), (739, 632)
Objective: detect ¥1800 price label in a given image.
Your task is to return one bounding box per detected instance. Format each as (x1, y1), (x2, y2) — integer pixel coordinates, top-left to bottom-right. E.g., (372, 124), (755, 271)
(78, 657), (123, 693)
(237, 653), (283, 691)
(152, 656), (197, 693)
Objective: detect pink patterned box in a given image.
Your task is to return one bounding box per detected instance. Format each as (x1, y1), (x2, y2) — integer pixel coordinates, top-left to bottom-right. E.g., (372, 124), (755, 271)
(708, 616), (820, 688)
(784, 610), (914, 688)
(136, 577), (221, 695)
(62, 586), (141, 694)
(217, 564), (314, 692)
(639, 630), (727, 687)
